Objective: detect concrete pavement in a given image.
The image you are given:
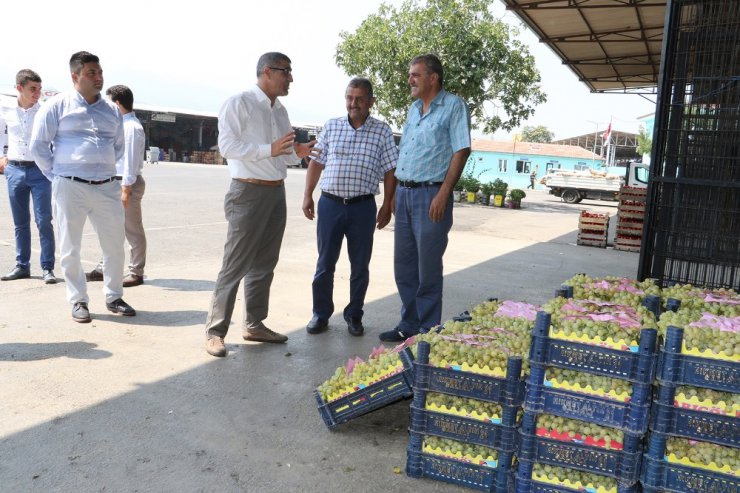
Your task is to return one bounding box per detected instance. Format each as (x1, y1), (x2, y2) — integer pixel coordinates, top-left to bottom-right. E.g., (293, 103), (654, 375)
(0, 163), (638, 492)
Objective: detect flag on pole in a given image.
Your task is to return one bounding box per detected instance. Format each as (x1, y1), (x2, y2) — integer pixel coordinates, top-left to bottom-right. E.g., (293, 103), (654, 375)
(602, 122), (612, 143)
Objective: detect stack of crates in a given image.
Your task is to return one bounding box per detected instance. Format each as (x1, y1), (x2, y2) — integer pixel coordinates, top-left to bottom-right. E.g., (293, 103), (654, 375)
(577, 211), (610, 248)
(641, 294), (739, 492)
(516, 310), (658, 493)
(614, 186), (646, 252)
(406, 341), (525, 492)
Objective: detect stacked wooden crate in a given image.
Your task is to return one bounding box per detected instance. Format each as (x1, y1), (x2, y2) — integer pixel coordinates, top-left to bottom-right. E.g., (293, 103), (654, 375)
(577, 211), (609, 248)
(615, 186), (646, 252)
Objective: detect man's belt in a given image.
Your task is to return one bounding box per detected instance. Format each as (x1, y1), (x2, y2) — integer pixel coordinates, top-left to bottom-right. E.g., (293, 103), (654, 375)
(61, 175), (122, 185)
(398, 180), (444, 188)
(8, 160), (36, 167)
(236, 178), (284, 187)
(321, 191), (374, 205)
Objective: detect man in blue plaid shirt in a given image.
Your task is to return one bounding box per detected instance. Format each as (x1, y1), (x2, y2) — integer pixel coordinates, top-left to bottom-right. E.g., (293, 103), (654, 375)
(302, 78), (398, 336)
(379, 54), (471, 342)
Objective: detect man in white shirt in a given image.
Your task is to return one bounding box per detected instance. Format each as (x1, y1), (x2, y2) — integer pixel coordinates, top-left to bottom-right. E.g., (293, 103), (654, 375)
(0, 69), (56, 284)
(86, 85), (147, 287)
(204, 52), (317, 357)
(30, 51), (136, 323)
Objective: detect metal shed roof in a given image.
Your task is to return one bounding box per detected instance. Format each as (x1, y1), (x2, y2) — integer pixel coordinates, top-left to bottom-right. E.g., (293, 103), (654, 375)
(501, 0), (667, 93)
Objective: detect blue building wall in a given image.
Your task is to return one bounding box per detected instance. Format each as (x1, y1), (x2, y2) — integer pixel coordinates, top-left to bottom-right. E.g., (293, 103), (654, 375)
(464, 150), (605, 190)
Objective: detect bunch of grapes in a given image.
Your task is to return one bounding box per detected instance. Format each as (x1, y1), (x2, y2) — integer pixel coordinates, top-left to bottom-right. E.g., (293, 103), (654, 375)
(535, 413), (624, 450)
(657, 309), (739, 359)
(425, 391), (523, 423)
(429, 331), (531, 376)
(561, 275), (661, 307)
(662, 284), (739, 314)
(546, 368), (633, 402)
(675, 385), (740, 411)
(422, 435), (499, 464)
(666, 437), (740, 473)
(532, 463), (617, 491)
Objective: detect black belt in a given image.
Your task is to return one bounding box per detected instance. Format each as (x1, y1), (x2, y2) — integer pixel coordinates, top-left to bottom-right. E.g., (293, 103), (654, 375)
(321, 191), (374, 205)
(398, 180), (444, 188)
(8, 160), (36, 167)
(61, 175), (122, 185)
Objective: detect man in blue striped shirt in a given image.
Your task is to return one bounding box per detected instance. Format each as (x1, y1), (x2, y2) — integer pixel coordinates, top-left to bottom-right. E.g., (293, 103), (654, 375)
(379, 54), (471, 342)
(31, 51), (136, 323)
(303, 78), (398, 336)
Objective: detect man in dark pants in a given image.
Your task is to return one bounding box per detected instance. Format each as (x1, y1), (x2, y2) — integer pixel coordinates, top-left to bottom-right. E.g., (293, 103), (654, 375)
(0, 69), (56, 284)
(302, 78), (398, 336)
(379, 54), (471, 342)
(204, 52), (316, 357)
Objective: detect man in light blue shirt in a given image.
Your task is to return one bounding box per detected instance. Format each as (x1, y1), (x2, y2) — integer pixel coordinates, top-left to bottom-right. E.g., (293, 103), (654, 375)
(31, 51), (136, 323)
(379, 54), (471, 342)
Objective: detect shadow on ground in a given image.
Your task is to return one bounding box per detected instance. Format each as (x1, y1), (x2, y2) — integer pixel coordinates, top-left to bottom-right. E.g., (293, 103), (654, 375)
(0, 231), (637, 492)
(0, 342), (112, 362)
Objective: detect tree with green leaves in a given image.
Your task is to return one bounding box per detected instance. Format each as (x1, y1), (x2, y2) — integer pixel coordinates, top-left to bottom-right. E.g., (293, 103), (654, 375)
(636, 125), (652, 156)
(520, 125), (554, 143)
(335, 0), (546, 133)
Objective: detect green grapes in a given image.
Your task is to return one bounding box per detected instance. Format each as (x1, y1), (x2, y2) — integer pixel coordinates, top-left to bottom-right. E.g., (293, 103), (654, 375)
(423, 435), (499, 463)
(658, 309), (739, 359)
(561, 274), (661, 307)
(535, 414), (624, 450)
(546, 368), (633, 401)
(675, 385), (740, 408)
(661, 285), (739, 315)
(666, 437), (740, 472)
(532, 463), (617, 491)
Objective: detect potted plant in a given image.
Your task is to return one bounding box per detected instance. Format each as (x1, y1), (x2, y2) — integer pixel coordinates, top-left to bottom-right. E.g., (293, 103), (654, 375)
(508, 189), (526, 209)
(480, 182), (494, 205)
(453, 181), (464, 202)
(491, 179), (508, 207)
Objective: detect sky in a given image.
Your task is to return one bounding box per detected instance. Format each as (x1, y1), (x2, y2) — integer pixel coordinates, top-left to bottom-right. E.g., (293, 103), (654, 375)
(1, 0), (657, 141)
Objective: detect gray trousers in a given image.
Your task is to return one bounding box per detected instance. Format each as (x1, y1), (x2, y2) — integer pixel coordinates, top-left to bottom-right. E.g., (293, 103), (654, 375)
(125, 175), (147, 275)
(205, 180), (286, 338)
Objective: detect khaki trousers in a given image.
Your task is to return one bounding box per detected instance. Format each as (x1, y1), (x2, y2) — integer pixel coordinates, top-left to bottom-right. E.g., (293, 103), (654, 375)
(124, 175), (147, 276)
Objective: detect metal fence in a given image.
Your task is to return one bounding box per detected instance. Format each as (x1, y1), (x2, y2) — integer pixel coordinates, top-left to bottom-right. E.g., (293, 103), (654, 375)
(639, 0), (740, 289)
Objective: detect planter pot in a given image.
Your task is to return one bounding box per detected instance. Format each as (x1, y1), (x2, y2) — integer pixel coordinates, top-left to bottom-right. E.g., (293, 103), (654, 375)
(493, 194), (505, 207)
(506, 200), (521, 209)
(453, 190), (462, 202)
(466, 191), (476, 203)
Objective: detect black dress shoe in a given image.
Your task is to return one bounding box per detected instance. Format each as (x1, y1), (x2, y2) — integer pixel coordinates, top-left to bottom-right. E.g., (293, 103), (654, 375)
(106, 298), (136, 316)
(86, 269), (104, 282)
(306, 315), (328, 334)
(379, 327), (417, 342)
(1, 266), (30, 281)
(346, 318), (364, 336)
(72, 302), (92, 323)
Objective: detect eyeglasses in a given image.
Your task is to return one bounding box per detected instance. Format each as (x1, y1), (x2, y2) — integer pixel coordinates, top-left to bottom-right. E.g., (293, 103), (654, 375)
(269, 66), (292, 75)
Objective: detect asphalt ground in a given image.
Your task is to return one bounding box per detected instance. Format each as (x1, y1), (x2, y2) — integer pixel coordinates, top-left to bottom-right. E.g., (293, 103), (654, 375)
(0, 163), (637, 492)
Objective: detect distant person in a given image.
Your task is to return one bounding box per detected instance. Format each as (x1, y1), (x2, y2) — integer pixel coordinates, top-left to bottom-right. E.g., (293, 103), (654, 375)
(528, 166), (538, 189)
(379, 54), (471, 343)
(86, 85), (147, 287)
(204, 52), (317, 357)
(0, 69), (56, 284)
(302, 78), (398, 337)
(30, 51), (136, 323)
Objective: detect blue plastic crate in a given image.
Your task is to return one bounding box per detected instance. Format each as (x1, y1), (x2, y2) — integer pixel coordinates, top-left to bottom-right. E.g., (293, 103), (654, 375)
(409, 405), (519, 451)
(523, 382), (651, 435)
(406, 447), (515, 493)
(649, 382), (739, 448)
(641, 454), (739, 493)
(530, 312), (658, 382)
(409, 342), (526, 406)
(515, 459), (641, 493)
(641, 429), (739, 493)
(657, 326), (739, 393)
(315, 348), (414, 429)
(517, 413), (644, 484)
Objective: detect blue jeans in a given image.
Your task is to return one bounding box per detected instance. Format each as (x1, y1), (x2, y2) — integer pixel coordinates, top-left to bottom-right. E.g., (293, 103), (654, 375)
(5, 163), (55, 270)
(312, 195), (376, 321)
(394, 185), (453, 332)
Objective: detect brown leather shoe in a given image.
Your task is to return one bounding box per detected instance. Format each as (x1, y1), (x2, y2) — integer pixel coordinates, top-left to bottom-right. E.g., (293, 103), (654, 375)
(86, 269), (104, 282)
(206, 337), (227, 357)
(122, 273), (144, 287)
(243, 325), (288, 344)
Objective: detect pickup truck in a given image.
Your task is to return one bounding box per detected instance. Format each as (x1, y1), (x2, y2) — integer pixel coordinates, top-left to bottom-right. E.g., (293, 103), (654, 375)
(541, 162), (649, 203)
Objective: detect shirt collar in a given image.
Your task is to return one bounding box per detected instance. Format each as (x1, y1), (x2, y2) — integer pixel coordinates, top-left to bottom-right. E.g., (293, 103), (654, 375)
(123, 112), (136, 120)
(413, 89), (448, 113)
(253, 84), (283, 111)
(345, 114), (373, 130)
(73, 90), (102, 106)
